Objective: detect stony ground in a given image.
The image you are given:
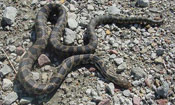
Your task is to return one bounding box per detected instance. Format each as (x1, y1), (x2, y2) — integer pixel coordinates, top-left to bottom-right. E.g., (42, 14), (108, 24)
(0, 0), (175, 105)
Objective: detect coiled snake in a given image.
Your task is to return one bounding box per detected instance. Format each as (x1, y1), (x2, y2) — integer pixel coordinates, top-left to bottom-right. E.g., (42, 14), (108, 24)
(17, 4), (163, 95)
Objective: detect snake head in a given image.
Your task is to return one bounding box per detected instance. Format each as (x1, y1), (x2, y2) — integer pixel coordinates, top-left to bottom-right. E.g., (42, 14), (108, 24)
(110, 74), (131, 89)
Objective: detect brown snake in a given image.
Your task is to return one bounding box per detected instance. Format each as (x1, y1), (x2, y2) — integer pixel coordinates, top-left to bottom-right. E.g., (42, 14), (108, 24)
(17, 4), (163, 95)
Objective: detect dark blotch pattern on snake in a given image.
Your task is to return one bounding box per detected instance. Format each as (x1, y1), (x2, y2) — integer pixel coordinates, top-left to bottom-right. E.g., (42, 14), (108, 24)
(17, 4), (163, 95)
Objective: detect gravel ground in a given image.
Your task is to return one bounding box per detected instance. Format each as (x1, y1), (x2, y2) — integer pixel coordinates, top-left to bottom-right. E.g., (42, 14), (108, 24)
(0, 0), (175, 105)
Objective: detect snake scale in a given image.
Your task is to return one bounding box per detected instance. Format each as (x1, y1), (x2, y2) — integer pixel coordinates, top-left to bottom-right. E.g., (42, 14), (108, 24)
(17, 4), (163, 95)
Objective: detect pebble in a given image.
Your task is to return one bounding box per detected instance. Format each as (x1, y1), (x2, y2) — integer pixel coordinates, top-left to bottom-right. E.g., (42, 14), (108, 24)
(117, 62), (127, 72)
(16, 46), (25, 56)
(136, 0), (150, 7)
(32, 72), (40, 81)
(133, 96), (141, 105)
(69, 4), (76, 12)
(132, 80), (142, 86)
(155, 57), (164, 64)
(41, 73), (48, 83)
(123, 90), (131, 97)
(31, 0), (38, 5)
(0, 64), (12, 77)
(64, 28), (76, 45)
(86, 89), (92, 96)
(2, 79), (13, 91)
(19, 97), (33, 105)
(156, 99), (168, 105)
(151, 52), (157, 59)
(156, 81), (169, 98)
(2, 7), (17, 25)
(3, 92), (18, 105)
(98, 98), (110, 105)
(8, 45), (16, 53)
(109, 54), (116, 59)
(106, 82), (115, 96)
(156, 49), (164, 56)
(114, 58), (124, 65)
(131, 67), (147, 80)
(108, 6), (121, 15)
(38, 54), (51, 67)
(68, 18), (78, 30)
(87, 4), (94, 11)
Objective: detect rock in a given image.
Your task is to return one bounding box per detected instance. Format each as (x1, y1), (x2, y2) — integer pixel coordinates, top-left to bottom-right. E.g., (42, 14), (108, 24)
(117, 62), (127, 72)
(108, 6), (121, 15)
(133, 96), (141, 105)
(132, 80), (142, 86)
(155, 57), (164, 64)
(32, 72), (40, 81)
(108, 50), (118, 55)
(2, 79), (13, 91)
(87, 4), (94, 11)
(91, 89), (98, 97)
(69, 4), (76, 12)
(43, 65), (51, 71)
(98, 98), (110, 105)
(38, 54), (51, 67)
(86, 89), (92, 96)
(92, 96), (103, 103)
(156, 99), (168, 105)
(156, 49), (164, 56)
(112, 43), (119, 48)
(16, 46), (25, 56)
(64, 28), (76, 45)
(131, 67), (147, 80)
(114, 58), (124, 65)
(109, 54), (116, 59)
(151, 52), (157, 59)
(136, 0), (149, 7)
(3, 92), (18, 105)
(0, 64), (12, 77)
(68, 18), (78, 30)
(31, 0), (38, 5)
(2, 7), (17, 25)
(123, 90), (131, 97)
(19, 97), (33, 105)
(106, 83), (115, 96)
(8, 45), (16, 53)
(148, 27), (156, 33)
(156, 81), (169, 98)
(41, 73), (48, 83)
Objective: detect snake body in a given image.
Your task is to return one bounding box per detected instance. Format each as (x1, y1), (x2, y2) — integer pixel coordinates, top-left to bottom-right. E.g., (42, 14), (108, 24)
(17, 4), (163, 95)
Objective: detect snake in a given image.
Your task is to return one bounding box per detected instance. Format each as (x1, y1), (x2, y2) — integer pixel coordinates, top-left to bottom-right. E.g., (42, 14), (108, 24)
(17, 4), (163, 95)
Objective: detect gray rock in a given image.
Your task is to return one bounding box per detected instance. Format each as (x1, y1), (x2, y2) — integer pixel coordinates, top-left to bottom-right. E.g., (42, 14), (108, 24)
(114, 58), (124, 65)
(117, 62), (127, 72)
(112, 43), (119, 48)
(131, 67), (147, 80)
(3, 7), (17, 25)
(31, 0), (38, 5)
(106, 82), (115, 95)
(68, 13), (77, 19)
(0, 64), (12, 77)
(2, 79), (13, 91)
(68, 18), (78, 30)
(110, 54), (116, 59)
(69, 4), (76, 12)
(8, 45), (16, 52)
(19, 97), (33, 105)
(64, 28), (76, 45)
(32, 72), (40, 81)
(156, 81), (169, 98)
(123, 90), (131, 97)
(136, 0), (149, 7)
(156, 49), (164, 56)
(155, 57), (164, 64)
(3, 92), (18, 105)
(132, 80), (142, 86)
(87, 4), (94, 11)
(91, 89), (98, 97)
(151, 52), (157, 59)
(108, 6), (121, 15)
(86, 89), (92, 96)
